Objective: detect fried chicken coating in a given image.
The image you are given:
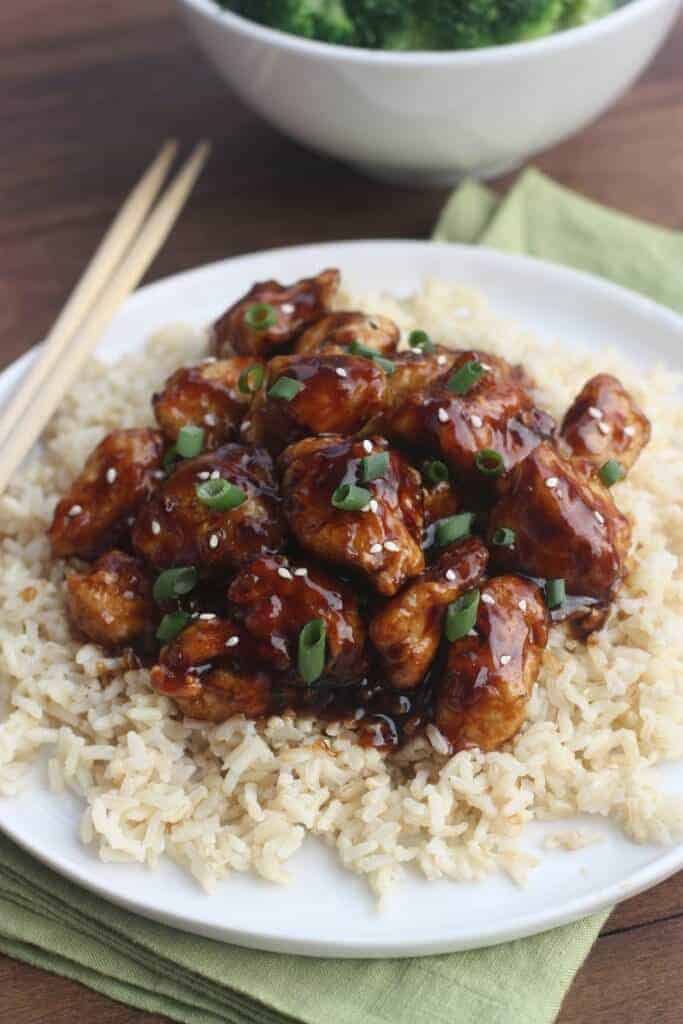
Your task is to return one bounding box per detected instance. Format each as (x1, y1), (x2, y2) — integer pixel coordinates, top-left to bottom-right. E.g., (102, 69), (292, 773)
(65, 550), (154, 648)
(294, 311), (399, 357)
(560, 373), (651, 473)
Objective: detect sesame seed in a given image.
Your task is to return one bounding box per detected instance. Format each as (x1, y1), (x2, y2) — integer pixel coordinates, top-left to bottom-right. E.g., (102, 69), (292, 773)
(294, 567), (308, 577)
(335, 367), (348, 378)
(242, 420), (251, 431)
(588, 406), (603, 420)
(594, 510), (605, 525)
(225, 636), (240, 647)
(370, 543), (383, 554)
(362, 440), (373, 453)
(445, 569), (456, 582)
(500, 654), (511, 666)
(467, 628), (478, 637)
(151, 520), (161, 535)
(67, 504), (83, 517)
(122, 590), (135, 600)
(280, 302), (295, 314)
(197, 471), (211, 481)
(105, 467), (117, 484)
(597, 421), (611, 435)
(153, 470), (165, 480)
(277, 567), (293, 580)
(369, 499), (379, 514)
(437, 408), (449, 424)
(518, 599), (527, 612)
(545, 477), (559, 489)
(208, 533), (220, 549)
(201, 356), (217, 364)
(437, 355), (448, 366)
(384, 540), (399, 552)
(624, 425), (636, 437)
(470, 414), (483, 428)
(369, 319), (380, 329)
(481, 593), (495, 605)
(204, 413), (217, 426)
(210, 470), (221, 480)
(199, 612), (216, 621)
(479, 362), (492, 372)
(127, 516), (135, 527)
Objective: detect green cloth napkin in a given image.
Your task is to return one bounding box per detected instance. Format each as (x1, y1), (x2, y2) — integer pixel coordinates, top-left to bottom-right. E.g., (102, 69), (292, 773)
(6, 163), (683, 1024)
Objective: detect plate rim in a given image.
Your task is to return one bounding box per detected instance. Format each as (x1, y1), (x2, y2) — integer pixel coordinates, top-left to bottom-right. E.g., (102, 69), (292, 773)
(1, 238), (682, 958)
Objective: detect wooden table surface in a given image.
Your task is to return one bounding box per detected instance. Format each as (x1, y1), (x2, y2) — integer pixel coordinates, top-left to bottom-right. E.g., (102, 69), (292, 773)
(1, 2), (683, 1021)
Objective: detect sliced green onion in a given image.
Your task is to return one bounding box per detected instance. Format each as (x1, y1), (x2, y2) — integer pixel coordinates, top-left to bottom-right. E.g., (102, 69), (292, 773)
(408, 329), (435, 354)
(331, 483), (372, 512)
(423, 460), (449, 486)
(238, 363), (265, 394)
(598, 459), (624, 487)
(163, 445), (179, 472)
(298, 618), (326, 684)
(447, 360), (485, 395)
(196, 479), (247, 510)
(268, 376), (304, 401)
(245, 302), (278, 331)
(445, 589), (480, 642)
(435, 512), (474, 547)
(156, 611), (190, 644)
(475, 448), (505, 477)
(348, 339), (395, 376)
(545, 578), (566, 610)
(153, 567), (198, 604)
(176, 425), (205, 459)
(492, 527), (516, 548)
(360, 451), (389, 483)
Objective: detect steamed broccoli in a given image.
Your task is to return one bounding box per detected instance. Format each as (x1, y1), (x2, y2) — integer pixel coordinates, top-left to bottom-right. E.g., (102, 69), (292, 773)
(219, 0), (618, 49)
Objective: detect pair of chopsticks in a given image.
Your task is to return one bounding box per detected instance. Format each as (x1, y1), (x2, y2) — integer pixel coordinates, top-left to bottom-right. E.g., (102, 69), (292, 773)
(0, 140), (211, 497)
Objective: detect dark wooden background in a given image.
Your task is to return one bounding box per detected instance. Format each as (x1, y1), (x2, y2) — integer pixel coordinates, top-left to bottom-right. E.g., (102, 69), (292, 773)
(1, 1), (683, 1021)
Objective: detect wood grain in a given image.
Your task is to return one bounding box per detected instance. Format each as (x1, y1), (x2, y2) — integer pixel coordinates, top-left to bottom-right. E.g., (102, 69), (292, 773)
(1, 1), (682, 1021)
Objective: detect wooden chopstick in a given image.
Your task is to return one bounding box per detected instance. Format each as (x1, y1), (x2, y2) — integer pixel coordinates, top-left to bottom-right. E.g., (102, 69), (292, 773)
(0, 140), (178, 450)
(0, 140), (210, 497)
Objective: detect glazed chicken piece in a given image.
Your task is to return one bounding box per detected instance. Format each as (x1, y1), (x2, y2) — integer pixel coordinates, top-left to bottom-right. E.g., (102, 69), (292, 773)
(386, 347), (459, 409)
(385, 350), (555, 484)
(150, 618), (272, 722)
(436, 576), (549, 751)
(487, 441), (631, 602)
(212, 268), (339, 358)
(241, 353), (388, 455)
(280, 435), (424, 596)
(294, 311), (400, 357)
(228, 554), (367, 682)
(65, 550), (154, 648)
(48, 428), (164, 559)
(560, 373), (651, 473)
(153, 356), (265, 449)
(370, 537), (489, 690)
(133, 444), (285, 572)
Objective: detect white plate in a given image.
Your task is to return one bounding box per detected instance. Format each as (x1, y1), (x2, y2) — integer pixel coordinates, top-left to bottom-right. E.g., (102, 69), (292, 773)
(1, 241), (682, 958)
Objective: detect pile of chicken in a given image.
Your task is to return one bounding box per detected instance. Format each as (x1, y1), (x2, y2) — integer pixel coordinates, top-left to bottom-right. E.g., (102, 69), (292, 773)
(48, 269), (650, 754)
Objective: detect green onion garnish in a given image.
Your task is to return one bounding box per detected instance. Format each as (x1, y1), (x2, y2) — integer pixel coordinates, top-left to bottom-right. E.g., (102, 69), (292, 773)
(298, 618), (326, 684)
(423, 460), (449, 485)
(445, 589), (480, 642)
(268, 376), (304, 401)
(545, 578), (566, 610)
(348, 340), (395, 376)
(196, 479), (247, 511)
(408, 329), (435, 354)
(238, 363), (265, 394)
(435, 512), (474, 547)
(153, 567), (199, 604)
(176, 425), (205, 459)
(447, 360), (485, 395)
(331, 483), (372, 512)
(163, 445), (179, 472)
(156, 611), (190, 644)
(245, 303), (278, 331)
(598, 459), (624, 487)
(360, 451), (389, 483)
(475, 449), (505, 477)
(492, 527), (516, 548)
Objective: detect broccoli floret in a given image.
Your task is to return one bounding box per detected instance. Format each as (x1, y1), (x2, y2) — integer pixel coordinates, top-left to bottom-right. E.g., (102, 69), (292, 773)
(343, 0), (412, 48)
(404, 0), (568, 50)
(222, 0), (355, 44)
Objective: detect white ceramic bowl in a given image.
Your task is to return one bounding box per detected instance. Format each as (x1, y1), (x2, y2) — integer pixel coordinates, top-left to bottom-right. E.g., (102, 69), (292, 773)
(175, 0), (681, 186)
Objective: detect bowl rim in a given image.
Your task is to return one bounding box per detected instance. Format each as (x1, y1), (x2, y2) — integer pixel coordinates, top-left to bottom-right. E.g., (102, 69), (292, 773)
(176, 0), (679, 64)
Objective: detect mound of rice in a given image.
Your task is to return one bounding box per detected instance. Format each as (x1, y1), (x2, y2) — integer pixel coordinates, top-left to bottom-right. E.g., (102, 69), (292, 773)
(1, 278), (682, 903)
